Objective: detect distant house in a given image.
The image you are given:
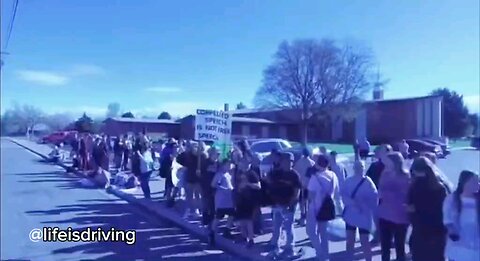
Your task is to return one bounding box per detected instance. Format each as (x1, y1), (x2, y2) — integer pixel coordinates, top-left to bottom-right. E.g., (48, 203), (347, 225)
(102, 117), (181, 139)
(231, 94), (444, 144)
(178, 115), (297, 141)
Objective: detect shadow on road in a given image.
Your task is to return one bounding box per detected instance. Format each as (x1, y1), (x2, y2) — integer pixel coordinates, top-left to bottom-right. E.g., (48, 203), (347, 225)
(19, 169), (236, 260)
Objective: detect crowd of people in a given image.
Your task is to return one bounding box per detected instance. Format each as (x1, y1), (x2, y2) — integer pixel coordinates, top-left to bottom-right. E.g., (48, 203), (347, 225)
(64, 132), (480, 261)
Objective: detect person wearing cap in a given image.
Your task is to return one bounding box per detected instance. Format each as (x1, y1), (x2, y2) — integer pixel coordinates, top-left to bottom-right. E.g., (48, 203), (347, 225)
(307, 154), (342, 260)
(267, 152), (302, 257)
(293, 147), (316, 226)
(160, 139), (178, 200)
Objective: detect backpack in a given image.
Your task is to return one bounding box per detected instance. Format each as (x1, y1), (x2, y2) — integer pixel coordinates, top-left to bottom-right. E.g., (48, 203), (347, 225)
(315, 175), (336, 221)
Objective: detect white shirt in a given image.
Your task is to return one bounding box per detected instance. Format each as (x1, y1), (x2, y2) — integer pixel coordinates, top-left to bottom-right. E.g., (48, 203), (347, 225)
(294, 157), (315, 188)
(341, 175), (378, 231)
(443, 194), (480, 261)
(308, 170), (342, 215)
(139, 150), (154, 173)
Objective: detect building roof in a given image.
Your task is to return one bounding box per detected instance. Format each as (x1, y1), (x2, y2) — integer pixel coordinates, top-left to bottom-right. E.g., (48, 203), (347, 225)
(105, 117), (180, 124)
(230, 95), (443, 114)
(231, 117), (275, 124)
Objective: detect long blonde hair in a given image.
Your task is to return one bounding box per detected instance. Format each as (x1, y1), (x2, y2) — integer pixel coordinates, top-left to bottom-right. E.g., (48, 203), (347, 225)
(387, 151), (410, 178)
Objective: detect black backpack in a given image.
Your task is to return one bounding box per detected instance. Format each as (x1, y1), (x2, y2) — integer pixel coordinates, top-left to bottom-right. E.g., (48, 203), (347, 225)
(314, 175), (336, 221)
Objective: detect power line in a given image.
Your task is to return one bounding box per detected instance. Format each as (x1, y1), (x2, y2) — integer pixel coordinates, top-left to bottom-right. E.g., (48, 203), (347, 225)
(4, 0), (20, 49)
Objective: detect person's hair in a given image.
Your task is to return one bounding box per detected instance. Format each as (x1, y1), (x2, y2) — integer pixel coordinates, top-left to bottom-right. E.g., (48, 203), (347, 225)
(302, 147), (311, 157)
(316, 154), (329, 168)
(453, 170), (479, 215)
(387, 151), (410, 178)
(410, 156), (443, 189)
(421, 151), (437, 164)
(382, 144), (393, 152)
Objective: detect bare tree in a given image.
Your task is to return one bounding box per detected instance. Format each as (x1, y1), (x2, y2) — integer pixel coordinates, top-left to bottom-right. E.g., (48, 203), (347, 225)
(236, 102), (247, 110)
(106, 102), (121, 118)
(254, 39), (375, 144)
(44, 113), (74, 131)
(1, 103), (45, 136)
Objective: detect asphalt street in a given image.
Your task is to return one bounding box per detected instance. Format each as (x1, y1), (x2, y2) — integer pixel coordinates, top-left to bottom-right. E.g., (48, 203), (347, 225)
(0, 139), (237, 261)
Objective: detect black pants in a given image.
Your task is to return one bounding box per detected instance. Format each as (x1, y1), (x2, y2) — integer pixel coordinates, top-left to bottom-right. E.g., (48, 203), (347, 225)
(409, 229), (446, 261)
(379, 218), (408, 261)
(201, 192), (215, 226)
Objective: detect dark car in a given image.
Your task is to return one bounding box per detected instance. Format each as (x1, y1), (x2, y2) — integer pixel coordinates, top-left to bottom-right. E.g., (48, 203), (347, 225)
(392, 139), (443, 159)
(422, 139), (450, 157)
(471, 136), (480, 149)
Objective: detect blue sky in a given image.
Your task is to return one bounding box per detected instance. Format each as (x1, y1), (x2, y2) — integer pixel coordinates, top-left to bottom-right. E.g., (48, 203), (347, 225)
(1, 0), (479, 118)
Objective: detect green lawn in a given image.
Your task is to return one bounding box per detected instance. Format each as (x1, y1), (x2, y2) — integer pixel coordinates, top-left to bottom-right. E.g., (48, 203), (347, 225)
(291, 142), (376, 154)
(449, 139), (472, 148)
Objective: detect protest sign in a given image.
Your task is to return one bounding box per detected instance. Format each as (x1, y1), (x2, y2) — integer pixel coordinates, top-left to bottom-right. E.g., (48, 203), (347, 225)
(195, 109), (232, 159)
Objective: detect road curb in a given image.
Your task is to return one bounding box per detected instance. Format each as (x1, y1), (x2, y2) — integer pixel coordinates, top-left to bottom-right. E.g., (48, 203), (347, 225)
(107, 186), (267, 261)
(9, 138), (266, 261)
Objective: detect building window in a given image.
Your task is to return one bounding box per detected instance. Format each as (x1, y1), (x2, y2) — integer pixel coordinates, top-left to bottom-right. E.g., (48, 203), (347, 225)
(261, 126), (269, 138)
(241, 125), (250, 136)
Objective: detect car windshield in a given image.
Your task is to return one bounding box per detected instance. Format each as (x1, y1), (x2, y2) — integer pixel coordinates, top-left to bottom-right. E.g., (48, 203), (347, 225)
(251, 141), (282, 153)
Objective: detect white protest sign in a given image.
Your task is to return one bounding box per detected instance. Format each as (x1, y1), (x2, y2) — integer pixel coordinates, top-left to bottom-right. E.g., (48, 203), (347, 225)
(194, 109), (232, 142)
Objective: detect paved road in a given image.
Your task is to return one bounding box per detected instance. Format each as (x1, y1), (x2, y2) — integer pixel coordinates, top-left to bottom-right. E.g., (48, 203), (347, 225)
(0, 139), (237, 261)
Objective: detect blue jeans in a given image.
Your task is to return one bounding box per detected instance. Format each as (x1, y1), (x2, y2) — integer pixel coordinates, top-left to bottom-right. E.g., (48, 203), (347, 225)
(139, 171), (152, 199)
(306, 209), (329, 260)
(270, 205), (297, 251)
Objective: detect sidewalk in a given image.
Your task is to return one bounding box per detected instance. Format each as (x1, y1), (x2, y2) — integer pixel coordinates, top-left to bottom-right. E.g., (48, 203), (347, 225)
(8, 137), (400, 261)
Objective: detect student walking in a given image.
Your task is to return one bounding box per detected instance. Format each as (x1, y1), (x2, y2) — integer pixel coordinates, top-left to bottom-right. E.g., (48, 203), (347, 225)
(267, 152), (302, 258)
(342, 160), (378, 261)
(235, 163), (261, 248)
(202, 146), (220, 244)
(329, 151), (348, 190)
(307, 154), (342, 261)
(443, 170), (480, 261)
(408, 156), (448, 261)
(377, 151), (411, 261)
(294, 148), (315, 226)
(211, 159), (236, 243)
(178, 142), (205, 218)
(366, 144), (393, 243)
(137, 144), (154, 199)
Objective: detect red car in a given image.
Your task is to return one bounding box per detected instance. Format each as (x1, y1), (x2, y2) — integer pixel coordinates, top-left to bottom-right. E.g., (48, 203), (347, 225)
(42, 131), (77, 145)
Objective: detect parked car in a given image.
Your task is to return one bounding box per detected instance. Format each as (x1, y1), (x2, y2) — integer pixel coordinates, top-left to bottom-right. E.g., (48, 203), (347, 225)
(244, 138), (320, 175)
(471, 136), (480, 149)
(392, 139), (443, 159)
(41, 131), (72, 145)
(421, 138), (450, 157)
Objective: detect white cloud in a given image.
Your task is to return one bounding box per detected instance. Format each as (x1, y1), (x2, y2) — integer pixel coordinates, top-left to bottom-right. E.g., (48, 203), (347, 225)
(69, 64), (105, 76)
(16, 64), (105, 87)
(144, 87), (182, 93)
(464, 95), (480, 114)
(17, 70), (69, 86)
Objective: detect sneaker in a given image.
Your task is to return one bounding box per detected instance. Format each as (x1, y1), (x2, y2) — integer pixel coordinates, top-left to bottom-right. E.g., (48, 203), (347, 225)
(193, 210), (201, 218)
(247, 239), (254, 248)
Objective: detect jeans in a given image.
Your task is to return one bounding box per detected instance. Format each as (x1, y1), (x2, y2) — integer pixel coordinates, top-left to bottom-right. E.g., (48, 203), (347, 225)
(379, 218), (408, 261)
(139, 171), (152, 199)
(270, 205), (296, 251)
(306, 210), (329, 260)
